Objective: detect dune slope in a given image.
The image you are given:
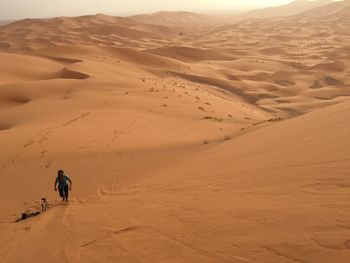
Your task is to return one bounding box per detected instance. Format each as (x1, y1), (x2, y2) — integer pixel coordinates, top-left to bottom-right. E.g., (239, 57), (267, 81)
(0, 98), (349, 263)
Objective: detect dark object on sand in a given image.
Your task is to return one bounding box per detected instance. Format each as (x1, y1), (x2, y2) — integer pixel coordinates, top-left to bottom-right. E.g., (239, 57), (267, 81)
(41, 198), (48, 211)
(15, 211), (40, 223)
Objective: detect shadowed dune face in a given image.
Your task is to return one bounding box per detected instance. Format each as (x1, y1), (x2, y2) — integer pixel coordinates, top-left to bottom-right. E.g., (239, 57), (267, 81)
(0, 123), (12, 131)
(0, 2), (350, 263)
(0, 87), (32, 111)
(59, 67), (90, 80)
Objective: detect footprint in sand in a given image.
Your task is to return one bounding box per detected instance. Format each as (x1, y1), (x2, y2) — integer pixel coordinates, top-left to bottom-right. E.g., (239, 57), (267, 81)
(44, 160), (52, 169)
(24, 129), (52, 148)
(344, 240), (350, 249)
(24, 140), (35, 148)
(62, 112), (90, 127)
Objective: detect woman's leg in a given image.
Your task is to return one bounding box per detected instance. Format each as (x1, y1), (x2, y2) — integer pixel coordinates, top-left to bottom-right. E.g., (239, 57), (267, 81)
(64, 185), (69, 201)
(58, 188), (64, 200)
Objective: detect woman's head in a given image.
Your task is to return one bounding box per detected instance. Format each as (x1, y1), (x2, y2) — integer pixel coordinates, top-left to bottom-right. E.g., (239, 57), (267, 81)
(58, 170), (64, 176)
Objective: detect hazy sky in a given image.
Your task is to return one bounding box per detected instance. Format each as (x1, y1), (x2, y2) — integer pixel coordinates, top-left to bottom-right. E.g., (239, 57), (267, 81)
(0, 0), (297, 20)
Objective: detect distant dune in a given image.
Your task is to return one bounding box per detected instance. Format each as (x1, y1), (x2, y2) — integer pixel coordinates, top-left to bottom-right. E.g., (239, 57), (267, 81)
(239, 0), (333, 19)
(130, 11), (217, 27)
(291, 0), (350, 20)
(0, 14), (177, 53)
(0, 2), (349, 263)
(0, 20), (14, 26)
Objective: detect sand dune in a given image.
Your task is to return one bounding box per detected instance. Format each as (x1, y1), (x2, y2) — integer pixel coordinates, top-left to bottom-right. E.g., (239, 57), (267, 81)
(145, 46), (235, 62)
(0, 2), (349, 263)
(241, 0), (332, 19)
(130, 11), (216, 27)
(0, 20), (13, 26)
(0, 52), (66, 84)
(1, 95), (349, 263)
(0, 14), (177, 53)
(292, 0), (350, 21)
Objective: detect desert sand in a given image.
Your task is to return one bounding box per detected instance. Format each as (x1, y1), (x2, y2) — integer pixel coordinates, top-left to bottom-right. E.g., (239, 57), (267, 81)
(0, 0), (349, 262)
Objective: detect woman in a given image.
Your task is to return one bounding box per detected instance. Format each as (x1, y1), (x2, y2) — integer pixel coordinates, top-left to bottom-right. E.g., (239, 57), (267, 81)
(54, 170), (72, 202)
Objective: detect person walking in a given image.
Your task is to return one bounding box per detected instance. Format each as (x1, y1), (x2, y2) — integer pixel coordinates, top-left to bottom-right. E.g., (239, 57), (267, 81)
(54, 170), (72, 202)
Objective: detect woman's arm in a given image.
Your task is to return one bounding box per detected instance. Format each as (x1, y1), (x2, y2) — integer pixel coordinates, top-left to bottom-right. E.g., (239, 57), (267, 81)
(54, 177), (58, 191)
(68, 177), (72, 190)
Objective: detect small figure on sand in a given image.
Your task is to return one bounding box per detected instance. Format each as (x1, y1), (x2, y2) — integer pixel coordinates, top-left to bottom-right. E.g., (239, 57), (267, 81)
(54, 169), (72, 202)
(41, 198), (48, 211)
